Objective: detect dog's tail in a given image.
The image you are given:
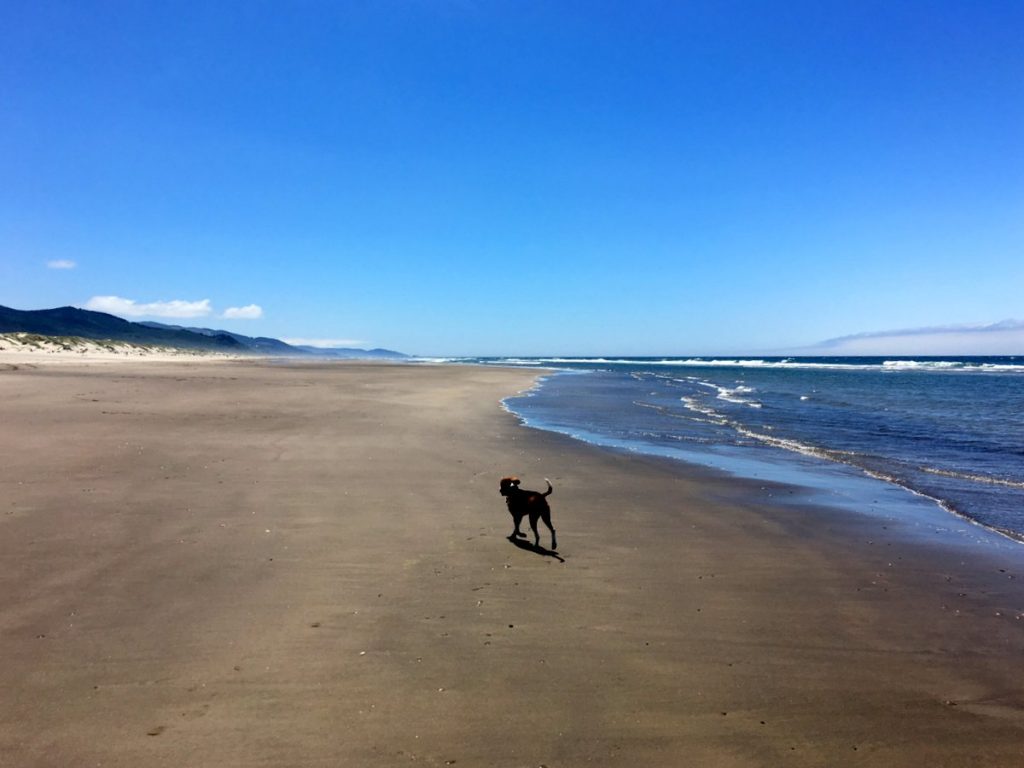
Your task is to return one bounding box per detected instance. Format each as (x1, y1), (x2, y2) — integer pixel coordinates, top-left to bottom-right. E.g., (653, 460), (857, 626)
(542, 478), (553, 497)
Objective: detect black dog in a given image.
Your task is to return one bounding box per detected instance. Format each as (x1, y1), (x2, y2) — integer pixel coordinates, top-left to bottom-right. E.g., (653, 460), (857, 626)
(499, 476), (557, 550)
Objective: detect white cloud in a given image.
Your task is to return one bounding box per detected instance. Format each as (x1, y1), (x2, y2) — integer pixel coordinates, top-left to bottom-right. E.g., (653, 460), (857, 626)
(85, 295), (213, 319)
(46, 259), (76, 270)
(282, 337), (366, 348)
(814, 320), (1024, 355)
(222, 304), (263, 320)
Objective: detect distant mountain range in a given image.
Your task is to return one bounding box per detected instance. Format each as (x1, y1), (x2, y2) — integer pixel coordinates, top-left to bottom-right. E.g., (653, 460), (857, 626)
(0, 305), (409, 359)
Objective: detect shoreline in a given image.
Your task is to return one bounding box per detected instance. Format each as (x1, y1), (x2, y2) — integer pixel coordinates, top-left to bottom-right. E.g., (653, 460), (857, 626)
(501, 364), (1024, 555)
(2, 360), (1023, 765)
(508, 392), (1024, 555)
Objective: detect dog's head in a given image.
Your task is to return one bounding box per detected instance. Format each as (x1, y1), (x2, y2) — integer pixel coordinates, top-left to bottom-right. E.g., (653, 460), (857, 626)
(499, 476), (520, 496)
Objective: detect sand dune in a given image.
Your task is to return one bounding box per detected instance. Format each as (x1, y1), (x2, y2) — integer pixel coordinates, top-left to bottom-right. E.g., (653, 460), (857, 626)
(0, 332), (241, 364)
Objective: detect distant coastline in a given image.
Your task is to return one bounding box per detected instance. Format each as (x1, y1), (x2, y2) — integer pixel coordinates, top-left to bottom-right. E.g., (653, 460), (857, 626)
(0, 304), (409, 360)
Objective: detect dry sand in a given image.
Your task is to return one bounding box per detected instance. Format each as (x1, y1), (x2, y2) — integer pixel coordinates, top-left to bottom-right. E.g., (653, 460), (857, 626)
(1, 360), (1023, 767)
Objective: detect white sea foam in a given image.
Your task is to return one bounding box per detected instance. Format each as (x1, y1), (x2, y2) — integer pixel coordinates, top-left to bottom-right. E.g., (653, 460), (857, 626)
(976, 363), (1024, 373)
(704, 382), (763, 408)
(679, 396), (727, 423)
(920, 467), (1024, 490)
(655, 358), (878, 370)
(732, 425), (854, 463)
(499, 357), (1024, 373)
(411, 356), (468, 363)
(491, 358), (556, 366)
(879, 359), (1024, 373)
(882, 360), (961, 370)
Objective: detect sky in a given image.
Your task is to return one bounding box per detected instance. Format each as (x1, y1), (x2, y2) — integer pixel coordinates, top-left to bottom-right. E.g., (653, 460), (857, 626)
(2, 1), (1022, 356)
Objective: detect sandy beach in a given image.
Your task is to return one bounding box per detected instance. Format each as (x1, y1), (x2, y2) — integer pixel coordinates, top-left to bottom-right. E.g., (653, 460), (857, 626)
(2, 359), (1023, 767)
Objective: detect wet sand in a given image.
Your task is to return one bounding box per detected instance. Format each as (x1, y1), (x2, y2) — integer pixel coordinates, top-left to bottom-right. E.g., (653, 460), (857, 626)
(1, 360), (1023, 766)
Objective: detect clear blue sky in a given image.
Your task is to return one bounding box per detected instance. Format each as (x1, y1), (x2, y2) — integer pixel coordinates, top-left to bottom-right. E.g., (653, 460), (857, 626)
(2, 1), (1022, 355)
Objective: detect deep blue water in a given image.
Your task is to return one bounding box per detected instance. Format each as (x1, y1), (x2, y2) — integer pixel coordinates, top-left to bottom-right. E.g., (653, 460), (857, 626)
(467, 356), (1024, 543)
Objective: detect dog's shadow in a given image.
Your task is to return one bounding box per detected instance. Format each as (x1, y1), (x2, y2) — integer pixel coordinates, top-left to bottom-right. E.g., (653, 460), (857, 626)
(507, 535), (565, 563)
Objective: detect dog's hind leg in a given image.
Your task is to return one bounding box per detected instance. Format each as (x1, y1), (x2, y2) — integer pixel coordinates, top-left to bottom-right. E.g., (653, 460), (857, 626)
(540, 510), (557, 551)
(529, 513), (541, 547)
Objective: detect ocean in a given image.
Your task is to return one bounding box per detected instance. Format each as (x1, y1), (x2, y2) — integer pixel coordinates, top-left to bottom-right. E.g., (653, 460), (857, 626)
(461, 356), (1024, 546)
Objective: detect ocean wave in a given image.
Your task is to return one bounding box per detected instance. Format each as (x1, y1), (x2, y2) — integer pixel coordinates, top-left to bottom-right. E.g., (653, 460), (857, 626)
(534, 357), (874, 369)
(691, 379), (720, 390)
(596, 357), (881, 370)
(411, 356), (469, 363)
(881, 360), (961, 370)
(732, 425), (859, 463)
(635, 399), (726, 427)
(877, 360), (1024, 372)
(486, 357), (1024, 373)
(920, 467), (1024, 489)
(679, 396), (727, 423)
(521, 357), (658, 365)
(639, 374), (762, 407)
(692, 381), (764, 409)
(486, 358), (558, 366)
(671, 358), (875, 370)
